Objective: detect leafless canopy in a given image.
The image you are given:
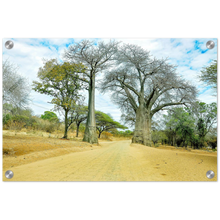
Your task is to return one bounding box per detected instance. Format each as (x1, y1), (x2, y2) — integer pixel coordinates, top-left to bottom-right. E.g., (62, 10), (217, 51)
(63, 40), (120, 80)
(100, 43), (197, 118)
(3, 59), (30, 108)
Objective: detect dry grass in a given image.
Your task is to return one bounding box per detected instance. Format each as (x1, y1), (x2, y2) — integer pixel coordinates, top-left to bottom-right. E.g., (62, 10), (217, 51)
(3, 132), (87, 156)
(2, 130), (130, 170)
(3, 131), (101, 169)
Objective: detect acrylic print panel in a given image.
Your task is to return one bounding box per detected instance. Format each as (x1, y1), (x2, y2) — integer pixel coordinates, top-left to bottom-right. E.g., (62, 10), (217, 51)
(2, 38), (217, 181)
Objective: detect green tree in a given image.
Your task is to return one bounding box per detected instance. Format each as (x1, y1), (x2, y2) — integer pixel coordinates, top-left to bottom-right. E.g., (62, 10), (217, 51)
(199, 60), (217, 95)
(206, 127), (217, 150)
(164, 103), (217, 149)
(151, 131), (161, 146)
(176, 112), (195, 148)
(41, 111), (59, 122)
(197, 118), (206, 148)
(71, 105), (88, 137)
(189, 102), (217, 147)
(164, 108), (195, 148)
(163, 109), (180, 146)
(95, 111), (127, 138)
(33, 59), (85, 138)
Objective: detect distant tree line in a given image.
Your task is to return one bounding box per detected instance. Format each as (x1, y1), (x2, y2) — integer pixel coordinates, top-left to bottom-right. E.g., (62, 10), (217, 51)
(151, 102), (217, 150)
(3, 103), (127, 139)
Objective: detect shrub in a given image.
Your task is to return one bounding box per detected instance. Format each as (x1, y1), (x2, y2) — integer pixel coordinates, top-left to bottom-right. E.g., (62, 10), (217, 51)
(3, 113), (12, 125)
(207, 138), (217, 150)
(32, 117), (59, 133)
(12, 115), (29, 124)
(101, 131), (113, 139)
(113, 130), (133, 138)
(45, 122), (56, 133)
(79, 124), (86, 133)
(176, 138), (183, 147)
(155, 143), (160, 148)
(6, 120), (26, 130)
(151, 131), (161, 145)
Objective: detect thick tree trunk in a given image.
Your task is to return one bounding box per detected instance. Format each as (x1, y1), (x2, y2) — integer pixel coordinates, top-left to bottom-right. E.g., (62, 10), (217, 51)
(63, 110), (68, 139)
(83, 75), (98, 144)
(132, 106), (152, 146)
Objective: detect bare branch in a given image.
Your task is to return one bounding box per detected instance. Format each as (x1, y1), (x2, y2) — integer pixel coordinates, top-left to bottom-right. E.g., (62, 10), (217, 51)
(116, 77), (139, 97)
(151, 101), (185, 116)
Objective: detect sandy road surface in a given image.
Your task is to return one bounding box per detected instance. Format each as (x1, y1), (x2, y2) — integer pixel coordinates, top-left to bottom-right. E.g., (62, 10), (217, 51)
(3, 140), (217, 181)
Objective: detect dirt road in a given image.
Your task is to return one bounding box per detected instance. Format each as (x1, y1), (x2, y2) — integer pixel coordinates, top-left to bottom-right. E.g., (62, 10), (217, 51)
(3, 140), (217, 181)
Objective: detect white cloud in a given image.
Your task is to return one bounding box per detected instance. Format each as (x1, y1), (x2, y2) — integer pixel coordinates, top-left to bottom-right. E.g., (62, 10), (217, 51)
(190, 51), (216, 69)
(198, 89), (217, 104)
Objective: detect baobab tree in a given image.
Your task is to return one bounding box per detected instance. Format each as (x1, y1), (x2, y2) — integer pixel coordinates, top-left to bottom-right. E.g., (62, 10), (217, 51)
(63, 40), (119, 144)
(100, 44), (197, 146)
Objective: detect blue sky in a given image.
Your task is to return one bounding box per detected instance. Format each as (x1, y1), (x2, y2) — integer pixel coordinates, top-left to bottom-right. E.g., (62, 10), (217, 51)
(2, 38), (217, 126)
